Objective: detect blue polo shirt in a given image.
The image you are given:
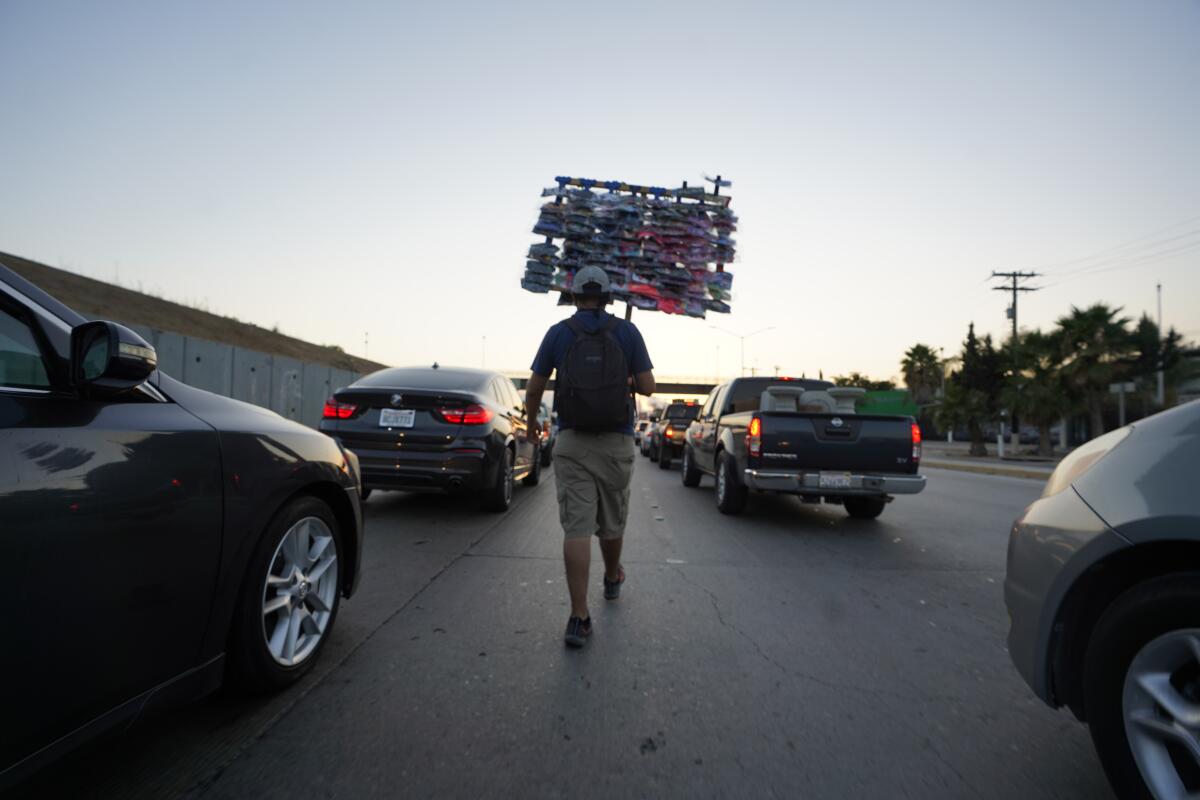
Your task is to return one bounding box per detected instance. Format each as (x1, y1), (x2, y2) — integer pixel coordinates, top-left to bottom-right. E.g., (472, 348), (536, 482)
(531, 309), (654, 435)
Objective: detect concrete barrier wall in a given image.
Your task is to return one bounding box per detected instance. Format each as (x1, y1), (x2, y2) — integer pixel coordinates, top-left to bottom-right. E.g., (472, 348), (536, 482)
(132, 327), (361, 428)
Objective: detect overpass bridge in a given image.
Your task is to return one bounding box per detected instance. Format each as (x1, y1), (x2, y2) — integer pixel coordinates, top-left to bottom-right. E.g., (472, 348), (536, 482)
(506, 373), (717, 396)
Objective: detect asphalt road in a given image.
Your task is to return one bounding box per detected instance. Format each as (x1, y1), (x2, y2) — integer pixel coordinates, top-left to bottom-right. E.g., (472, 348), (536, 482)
(14, 458), (1115, 799)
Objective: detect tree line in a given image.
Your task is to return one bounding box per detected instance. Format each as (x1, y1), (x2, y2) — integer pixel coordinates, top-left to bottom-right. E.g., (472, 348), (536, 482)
(900, 304), (1197, 456)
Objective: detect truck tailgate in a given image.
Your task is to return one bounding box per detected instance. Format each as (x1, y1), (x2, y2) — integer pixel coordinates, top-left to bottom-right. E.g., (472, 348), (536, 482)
(756, 413), (917, 473)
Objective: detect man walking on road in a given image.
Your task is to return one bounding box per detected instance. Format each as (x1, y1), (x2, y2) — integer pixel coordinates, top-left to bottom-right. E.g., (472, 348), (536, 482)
(524, 265), (656, 648)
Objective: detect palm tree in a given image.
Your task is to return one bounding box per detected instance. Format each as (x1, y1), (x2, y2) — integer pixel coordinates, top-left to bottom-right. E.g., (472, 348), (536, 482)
(1055, 304), (1134, 439)
(937, 381), (994, 456)
(1001, 330), (1074, 456)
(901, 344), (942, 406)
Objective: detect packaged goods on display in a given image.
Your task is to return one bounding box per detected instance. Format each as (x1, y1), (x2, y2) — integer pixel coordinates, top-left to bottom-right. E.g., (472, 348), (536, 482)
(521, 176), (736, 318)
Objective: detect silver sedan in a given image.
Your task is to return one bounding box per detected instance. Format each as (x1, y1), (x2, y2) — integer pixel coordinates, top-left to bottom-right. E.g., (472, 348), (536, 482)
(1005, 400), (1200, 800)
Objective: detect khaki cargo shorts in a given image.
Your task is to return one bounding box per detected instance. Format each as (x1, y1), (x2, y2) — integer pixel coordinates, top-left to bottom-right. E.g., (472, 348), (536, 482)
(553, 429), (636, 540)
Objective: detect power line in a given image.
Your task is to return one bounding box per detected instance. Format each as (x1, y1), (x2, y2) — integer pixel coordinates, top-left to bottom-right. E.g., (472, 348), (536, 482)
(1050, 229), (1200, 278)
(1040, 237), (1200, 289)
(1032, 212), (1200, 274)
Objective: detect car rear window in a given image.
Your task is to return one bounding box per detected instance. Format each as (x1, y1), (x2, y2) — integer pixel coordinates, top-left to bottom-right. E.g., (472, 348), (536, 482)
(724, 378), (833, 414)
(356, 367), (491, 393)
(665, 404), (701, 420)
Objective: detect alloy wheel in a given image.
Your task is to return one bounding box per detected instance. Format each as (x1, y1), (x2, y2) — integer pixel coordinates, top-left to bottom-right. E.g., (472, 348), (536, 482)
(1124, 628), (1200, 798)
(261, 516), (339, 667)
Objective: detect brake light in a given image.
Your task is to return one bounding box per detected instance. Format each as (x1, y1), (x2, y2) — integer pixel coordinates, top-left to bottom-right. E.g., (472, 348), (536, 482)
(747, 416), (763, 457)
(439, 404), (495, 425)
(665, 427), (679, 439)
(322, 397), (357, 419)
(911, 422), (922, 462)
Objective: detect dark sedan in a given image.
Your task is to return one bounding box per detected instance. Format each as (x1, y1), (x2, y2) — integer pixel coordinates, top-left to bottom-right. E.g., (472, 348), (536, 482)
(0, 262), (364, 789)
(319, 365), (540, 511)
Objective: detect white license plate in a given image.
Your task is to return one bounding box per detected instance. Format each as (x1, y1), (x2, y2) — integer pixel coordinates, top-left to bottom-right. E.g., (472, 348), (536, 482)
(379, 408), (415, 428)
(819, 471), (853, 490)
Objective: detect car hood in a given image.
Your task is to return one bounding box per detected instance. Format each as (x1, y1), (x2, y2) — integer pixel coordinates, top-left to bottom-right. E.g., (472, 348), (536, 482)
(156, 372), (316, 437)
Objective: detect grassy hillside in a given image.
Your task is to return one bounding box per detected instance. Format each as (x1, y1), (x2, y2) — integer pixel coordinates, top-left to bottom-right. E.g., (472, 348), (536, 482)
(1, 251), (385, 373)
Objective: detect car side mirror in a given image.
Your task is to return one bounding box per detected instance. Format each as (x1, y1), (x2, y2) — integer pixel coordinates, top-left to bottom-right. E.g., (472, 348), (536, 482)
(70, 321), (157, 395)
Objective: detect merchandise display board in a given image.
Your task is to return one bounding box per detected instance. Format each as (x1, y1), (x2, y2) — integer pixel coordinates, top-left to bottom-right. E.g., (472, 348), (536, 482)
(522, 175), (736, 318)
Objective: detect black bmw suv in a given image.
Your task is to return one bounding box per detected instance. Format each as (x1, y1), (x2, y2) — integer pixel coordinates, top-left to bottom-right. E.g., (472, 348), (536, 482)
(319, 365), (541, 511)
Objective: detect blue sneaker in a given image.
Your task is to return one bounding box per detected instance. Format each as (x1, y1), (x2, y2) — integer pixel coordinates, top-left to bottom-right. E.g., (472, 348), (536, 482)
(603, 565), (625, 601)
(564, 616), (592, 648)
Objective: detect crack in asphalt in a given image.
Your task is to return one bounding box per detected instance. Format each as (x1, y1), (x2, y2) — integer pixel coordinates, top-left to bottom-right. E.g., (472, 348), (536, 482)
(185, 485), (539, 798)
(923, 736), (984, 798)
(667, 565), (965, 707)
(667, 563), (981, 796)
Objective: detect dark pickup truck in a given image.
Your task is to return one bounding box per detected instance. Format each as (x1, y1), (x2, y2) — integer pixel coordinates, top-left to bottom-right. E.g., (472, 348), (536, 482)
(680, 377), (925, 518)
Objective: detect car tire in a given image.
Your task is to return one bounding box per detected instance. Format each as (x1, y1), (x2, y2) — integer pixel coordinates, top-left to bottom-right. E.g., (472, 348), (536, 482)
(540, 441), (554, 467)
(360, 488), (372, 502)
(844, 497), (886, 519)
(715, 451), (747, 515)
(227, 496), (343, 693)
(482, 447), (514, 512)
(523, 447), (542, 486)
(658, 446), (672, 470)
(681, 446), (702, 487)
(1084, 574), (1200, 800)
(649, 442), (659, 462)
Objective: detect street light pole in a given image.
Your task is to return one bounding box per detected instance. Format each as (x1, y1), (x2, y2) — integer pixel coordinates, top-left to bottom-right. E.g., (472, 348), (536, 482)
(1157, 282), (1165, 406)
(710, 325), (776, 377)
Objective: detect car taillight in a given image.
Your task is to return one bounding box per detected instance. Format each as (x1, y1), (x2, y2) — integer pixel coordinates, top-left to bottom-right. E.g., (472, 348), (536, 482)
(911, 422), (922, 463)
(322, 397), (357, 419)
(439, 404), (495, 425)
(746, 416), (762, 457)
(665, 427), (679, 439)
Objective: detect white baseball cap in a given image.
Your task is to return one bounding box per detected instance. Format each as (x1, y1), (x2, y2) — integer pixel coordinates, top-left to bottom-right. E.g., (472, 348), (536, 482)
(573, 265), (611, 296)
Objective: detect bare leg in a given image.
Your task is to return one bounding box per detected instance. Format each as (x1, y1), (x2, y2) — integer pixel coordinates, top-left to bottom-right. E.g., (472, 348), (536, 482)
(563, 538), (591, 619)
(600, 536), (623, 582)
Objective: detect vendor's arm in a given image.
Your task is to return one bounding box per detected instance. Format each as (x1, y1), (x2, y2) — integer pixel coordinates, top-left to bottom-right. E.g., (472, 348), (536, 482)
(525, 372), (548, 436)
(629, 324), (655, 396)
(634, 370), (656, 396)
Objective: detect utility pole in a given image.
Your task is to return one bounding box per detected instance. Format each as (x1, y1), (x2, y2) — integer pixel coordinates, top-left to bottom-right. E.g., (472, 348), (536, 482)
(992, 271), (1041, 445)
(1157, 282), (1165, 406)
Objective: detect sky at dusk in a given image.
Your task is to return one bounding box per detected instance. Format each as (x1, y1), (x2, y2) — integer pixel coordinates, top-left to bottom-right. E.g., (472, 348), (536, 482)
(2, 0), (1198, 384)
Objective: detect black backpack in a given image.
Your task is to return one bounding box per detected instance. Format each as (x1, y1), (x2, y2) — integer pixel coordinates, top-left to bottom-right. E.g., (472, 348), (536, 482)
(556, 317), (631, 430)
